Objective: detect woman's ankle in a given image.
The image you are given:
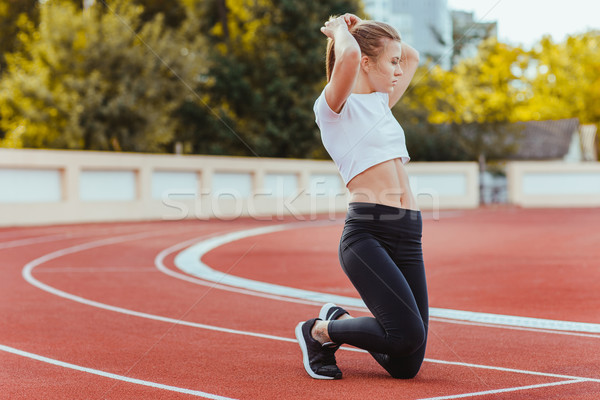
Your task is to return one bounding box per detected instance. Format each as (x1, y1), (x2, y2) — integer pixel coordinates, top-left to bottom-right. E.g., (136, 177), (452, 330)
(311, 320), (332, 345)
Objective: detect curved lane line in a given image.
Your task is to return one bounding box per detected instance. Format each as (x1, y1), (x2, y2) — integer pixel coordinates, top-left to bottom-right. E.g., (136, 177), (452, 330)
(21, 231), (296, 343)
(416, 379), (586, 400)
(18, 230), (266, 399)
(175, 223), (366, 306)
(174, 223), (600, 334)
(158, 234), (600, 338)
(155, 235), (324, 307)
(18, 229), (600, 385)
(0, 233), (73, 249)
(0, 344), (236, 400)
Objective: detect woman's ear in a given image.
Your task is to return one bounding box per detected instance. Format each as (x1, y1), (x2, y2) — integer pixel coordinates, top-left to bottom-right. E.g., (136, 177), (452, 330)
(360, 55), (370, 72)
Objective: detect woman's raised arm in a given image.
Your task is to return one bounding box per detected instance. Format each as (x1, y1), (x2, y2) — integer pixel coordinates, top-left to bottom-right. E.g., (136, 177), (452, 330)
(388, 42), (419, 108)
(321, 14), (362, 113)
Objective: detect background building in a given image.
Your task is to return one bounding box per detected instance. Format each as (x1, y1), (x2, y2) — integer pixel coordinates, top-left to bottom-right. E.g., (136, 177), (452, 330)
(451, 10), (497, 66)
(362, 1), (498, 68)
(363, 0), (453, 68)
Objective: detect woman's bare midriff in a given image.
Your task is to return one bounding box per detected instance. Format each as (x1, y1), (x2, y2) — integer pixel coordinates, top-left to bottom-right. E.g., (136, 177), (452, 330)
(346, 158), (418, 210)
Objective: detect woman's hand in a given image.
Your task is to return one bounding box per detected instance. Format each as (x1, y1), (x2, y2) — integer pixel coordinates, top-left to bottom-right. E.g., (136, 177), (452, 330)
(320, 13), (362, 38)
(343, 13), (362, 30)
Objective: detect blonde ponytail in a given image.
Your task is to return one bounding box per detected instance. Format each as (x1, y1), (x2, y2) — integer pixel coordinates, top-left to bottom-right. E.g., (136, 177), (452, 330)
(326, 37), (336, 82)
(324, 20), (401, 82)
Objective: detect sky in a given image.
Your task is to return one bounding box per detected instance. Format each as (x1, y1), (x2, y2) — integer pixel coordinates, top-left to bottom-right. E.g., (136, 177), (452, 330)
(447, 0), (600, 48)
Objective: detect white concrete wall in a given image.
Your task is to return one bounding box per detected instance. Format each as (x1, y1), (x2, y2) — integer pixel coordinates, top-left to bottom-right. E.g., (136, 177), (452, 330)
(507, 162), (600, 207)
(407, 162), (479, 210)
(0, 149), (479, 226)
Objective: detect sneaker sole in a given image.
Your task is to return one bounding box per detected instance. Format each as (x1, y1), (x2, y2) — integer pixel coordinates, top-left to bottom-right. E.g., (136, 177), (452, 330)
(294, 322), (336, 380)
(318, 303), (337, 321)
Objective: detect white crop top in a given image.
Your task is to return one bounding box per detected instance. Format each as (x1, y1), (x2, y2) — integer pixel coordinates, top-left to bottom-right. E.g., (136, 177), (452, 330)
(313, 88), (410, 185)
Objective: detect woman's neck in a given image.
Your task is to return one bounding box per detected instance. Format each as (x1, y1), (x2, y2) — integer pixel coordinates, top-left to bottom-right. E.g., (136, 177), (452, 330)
(352, 73), (374, 94)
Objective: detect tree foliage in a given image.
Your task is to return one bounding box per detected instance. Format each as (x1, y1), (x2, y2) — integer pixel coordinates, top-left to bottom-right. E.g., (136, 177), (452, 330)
(0, 0), (202, 151)
(0, 1), (598, 160)
(0, 0), (41, 72)
(519, 32), (600, 125)
(397, 33), (600, 162)
(398, 38), (528, 162)
(179, 0), (364, 158)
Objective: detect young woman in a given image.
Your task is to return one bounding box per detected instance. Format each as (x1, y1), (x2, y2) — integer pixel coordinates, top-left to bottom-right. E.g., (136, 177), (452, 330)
(295, 13), (427, 380)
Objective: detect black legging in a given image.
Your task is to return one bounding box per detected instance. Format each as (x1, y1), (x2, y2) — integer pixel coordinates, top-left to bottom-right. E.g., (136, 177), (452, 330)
(327, 202), (429, 379)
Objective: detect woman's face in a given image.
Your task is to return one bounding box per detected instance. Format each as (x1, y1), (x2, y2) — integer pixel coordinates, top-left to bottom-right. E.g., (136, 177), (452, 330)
(367, 39), (403, 93)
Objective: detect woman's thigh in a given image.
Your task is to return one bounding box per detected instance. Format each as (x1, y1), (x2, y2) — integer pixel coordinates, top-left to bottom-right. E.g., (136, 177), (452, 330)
(339, 236), (425, 340)
(390, 238), (429, 327)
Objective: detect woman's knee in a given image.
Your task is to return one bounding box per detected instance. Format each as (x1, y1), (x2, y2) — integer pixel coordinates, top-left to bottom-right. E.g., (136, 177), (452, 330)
(387, 322), (426, 356)
(388, 363), (423, 379)
(375, 349), (425, 379)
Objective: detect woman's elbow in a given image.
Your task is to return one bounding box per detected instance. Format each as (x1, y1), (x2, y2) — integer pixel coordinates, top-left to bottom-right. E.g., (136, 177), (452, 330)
(407, 47), (420, 64)
(341, 46), (361, 64)
(402, 44), (420, 64)
(412, 49), (420, 64)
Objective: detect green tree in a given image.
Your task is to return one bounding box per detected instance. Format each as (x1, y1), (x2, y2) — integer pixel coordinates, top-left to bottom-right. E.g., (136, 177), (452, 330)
(392, 103), (469, 162)
(520, 32), (600, 126)
(0, 0), (40, 72)
(178, 0), (364, 158)
(133, 0), (188, 28)
(0, 0), (202, 151)
(0, 0), (42, 140)
(401, 31), (600, 162)
(399, 38), (528, 163)
(0, 0), (188, 74)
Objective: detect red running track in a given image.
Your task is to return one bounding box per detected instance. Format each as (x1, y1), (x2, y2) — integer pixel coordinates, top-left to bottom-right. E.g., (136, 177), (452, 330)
(1, 207), (599, 399)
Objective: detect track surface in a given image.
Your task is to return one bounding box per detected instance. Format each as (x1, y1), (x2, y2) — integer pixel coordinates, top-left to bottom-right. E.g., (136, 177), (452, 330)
(1, 207), (599, 399)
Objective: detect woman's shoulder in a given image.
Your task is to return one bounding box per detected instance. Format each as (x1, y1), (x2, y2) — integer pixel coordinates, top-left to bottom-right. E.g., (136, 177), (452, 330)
(314, 86), (342, 121)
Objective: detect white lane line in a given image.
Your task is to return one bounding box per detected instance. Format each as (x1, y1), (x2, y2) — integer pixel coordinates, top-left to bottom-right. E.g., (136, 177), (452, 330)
(21, 231), (600, 386)
(159, 236), (600, 337)
(0, 226), (146, 249)
(0, 224), (189, 250)
(0, 229), (61, 240)
(424, 358), (600, 383)
(175, 223), (366, 306)
(17, 230), (271, 399)
(431, 317), (600, 339)
(0, 233), (73, 249)
(22, 231), (294, 344)
(155, 235), (326, 308)
(416, 379), (587, 400)
(174, 223), (600, 334)
(0, 344), (237, 400)
(36, 267), (160, 273)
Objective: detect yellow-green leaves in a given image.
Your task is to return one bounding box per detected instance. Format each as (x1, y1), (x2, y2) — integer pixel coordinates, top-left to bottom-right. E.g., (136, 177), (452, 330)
(0, 0), (203, 151)
(525, 32), (600, 124)
(404, 32), (600, 128)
